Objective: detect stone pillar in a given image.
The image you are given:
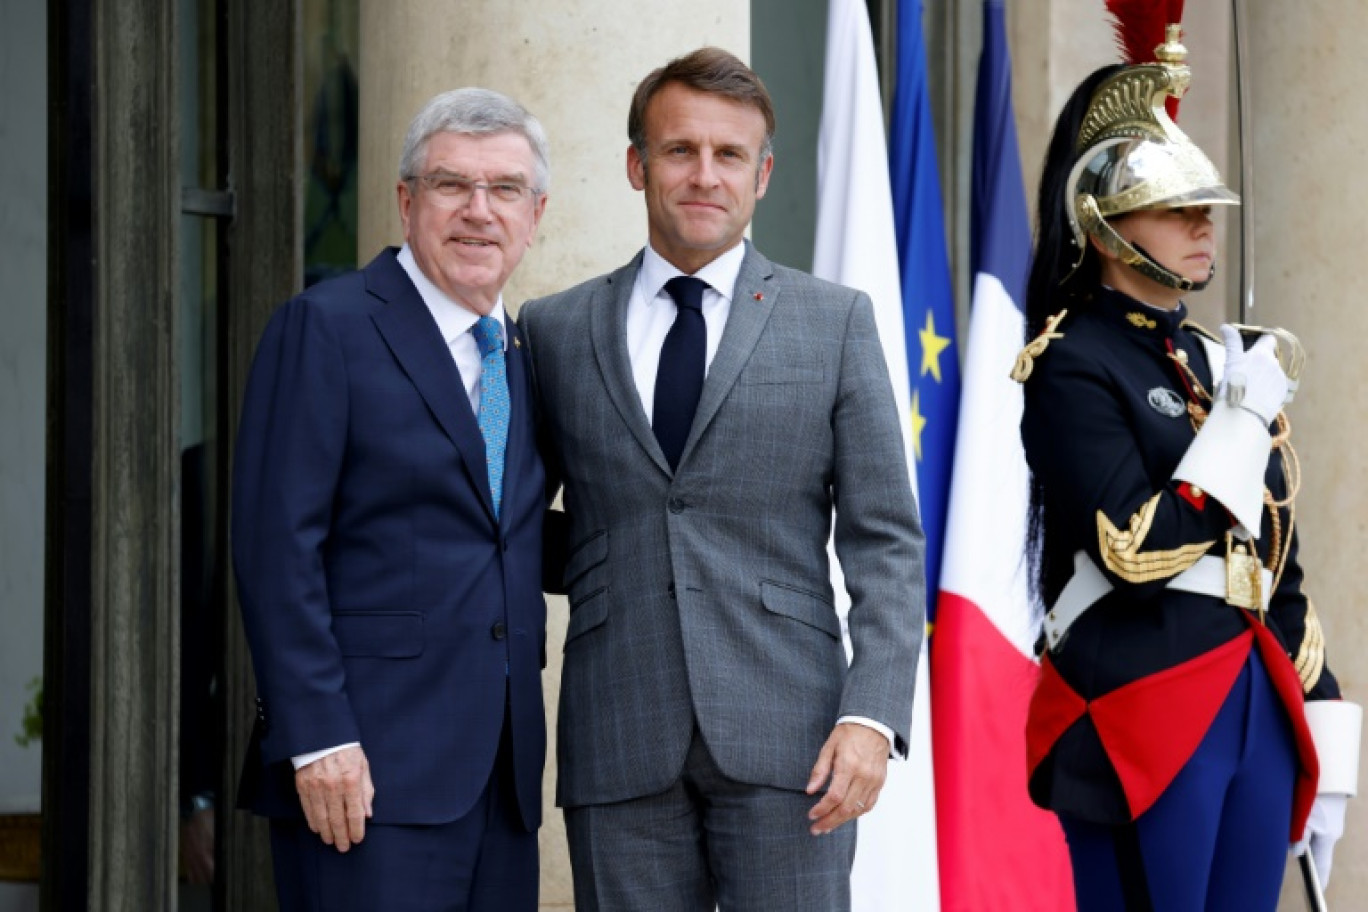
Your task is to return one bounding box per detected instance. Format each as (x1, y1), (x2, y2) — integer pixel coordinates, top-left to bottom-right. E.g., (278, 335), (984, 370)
(1247, 5), (1368, 908)
(355, 3), (750, 906)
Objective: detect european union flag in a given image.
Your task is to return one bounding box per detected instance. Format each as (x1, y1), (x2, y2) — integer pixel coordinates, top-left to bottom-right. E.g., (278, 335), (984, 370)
(890, 0), (958, 617)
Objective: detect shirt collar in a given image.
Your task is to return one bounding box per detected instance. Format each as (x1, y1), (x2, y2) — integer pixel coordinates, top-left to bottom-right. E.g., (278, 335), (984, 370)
(640, 241), (747, 305)
(396, 243), (506, 349)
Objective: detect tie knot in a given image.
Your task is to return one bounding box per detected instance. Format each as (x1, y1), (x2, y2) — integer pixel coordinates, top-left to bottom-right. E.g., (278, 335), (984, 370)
(473, 315), (503, 357)
(664, 276), (708, 313)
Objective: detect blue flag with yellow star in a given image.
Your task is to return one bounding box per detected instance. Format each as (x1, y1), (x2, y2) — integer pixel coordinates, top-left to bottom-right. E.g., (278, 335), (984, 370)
(890, 0), (958, 617)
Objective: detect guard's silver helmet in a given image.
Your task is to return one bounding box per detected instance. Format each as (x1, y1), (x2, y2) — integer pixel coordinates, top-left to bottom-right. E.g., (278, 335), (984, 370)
(1065, 26), (1238, 291)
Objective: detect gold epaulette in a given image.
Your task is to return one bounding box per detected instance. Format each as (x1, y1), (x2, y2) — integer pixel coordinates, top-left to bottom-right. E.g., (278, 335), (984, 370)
(1181, 319), (1221, 346)
(1010, 309), (1068, 383)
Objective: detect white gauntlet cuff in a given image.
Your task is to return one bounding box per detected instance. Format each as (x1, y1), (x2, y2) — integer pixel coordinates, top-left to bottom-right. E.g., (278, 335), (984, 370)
(1172, 400), (1271, 537)
(1305, 700), (1362, 796)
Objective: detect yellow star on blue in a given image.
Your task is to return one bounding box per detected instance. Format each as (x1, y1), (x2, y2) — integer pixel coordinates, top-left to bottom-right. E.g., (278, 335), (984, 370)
(919, 310), (952, 382)
(910, 388), (926, 462)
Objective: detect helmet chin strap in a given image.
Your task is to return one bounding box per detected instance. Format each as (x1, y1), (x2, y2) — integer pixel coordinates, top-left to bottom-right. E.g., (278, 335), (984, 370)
(1074, 194), (1218, 293)
(1130, 241), (1215, 292)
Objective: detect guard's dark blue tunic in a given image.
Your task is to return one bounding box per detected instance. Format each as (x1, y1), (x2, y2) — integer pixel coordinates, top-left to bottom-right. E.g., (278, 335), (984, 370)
(1018, 287), (1337, 831)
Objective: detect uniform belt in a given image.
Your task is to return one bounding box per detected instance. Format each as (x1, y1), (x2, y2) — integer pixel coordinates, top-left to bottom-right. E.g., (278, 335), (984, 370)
(1043, 550), (1274, 653)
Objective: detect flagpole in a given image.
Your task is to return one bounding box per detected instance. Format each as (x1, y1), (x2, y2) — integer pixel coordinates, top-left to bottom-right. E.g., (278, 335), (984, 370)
(1232, 0), (1254, 323)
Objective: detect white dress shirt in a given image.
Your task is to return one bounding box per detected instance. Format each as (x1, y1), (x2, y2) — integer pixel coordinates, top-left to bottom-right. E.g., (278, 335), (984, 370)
(627, 243), (897, 757)
(291, 245), (507, 771)
(398, 243), (507, 414)
(626, 243), (742, 420)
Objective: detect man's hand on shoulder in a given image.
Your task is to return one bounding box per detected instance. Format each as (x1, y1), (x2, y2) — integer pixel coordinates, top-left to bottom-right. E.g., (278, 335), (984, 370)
(804, 722), (889, 836)
(295, 744), (375, 852)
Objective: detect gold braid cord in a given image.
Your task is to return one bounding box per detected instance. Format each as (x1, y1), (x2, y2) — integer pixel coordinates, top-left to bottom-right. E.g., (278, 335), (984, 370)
(1295, 597), (1327, 693)
(1011, 310), (1068, 383)
(1097, 492), (1214, 583)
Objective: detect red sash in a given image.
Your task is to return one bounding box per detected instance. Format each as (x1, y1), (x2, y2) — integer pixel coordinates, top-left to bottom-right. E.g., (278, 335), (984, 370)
(1027, 623), (1317, 838)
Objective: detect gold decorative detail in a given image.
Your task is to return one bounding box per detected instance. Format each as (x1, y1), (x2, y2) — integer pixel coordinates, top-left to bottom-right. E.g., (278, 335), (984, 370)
(1126, 312), (1158, 330)
(0, 814), (40, 882)
(1225, 534), (1264, 618)
(1189, 485), (1203, 498)
(1097, 493), (1213, 583)
(1075, 65), (1185, 153)
(1155, 24), (1188, 66)
(1011, 310), (1068, 383)
(1294, 598), (1326, 693)
(1181, 319), (1221, 345)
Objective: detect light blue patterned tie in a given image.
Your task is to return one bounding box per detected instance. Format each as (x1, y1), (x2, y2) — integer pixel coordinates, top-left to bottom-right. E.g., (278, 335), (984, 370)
(473, 316), (509, 519)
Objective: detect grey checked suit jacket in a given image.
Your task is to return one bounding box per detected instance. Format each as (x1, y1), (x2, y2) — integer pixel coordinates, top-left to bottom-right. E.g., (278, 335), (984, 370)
(521, 244), (925, 809)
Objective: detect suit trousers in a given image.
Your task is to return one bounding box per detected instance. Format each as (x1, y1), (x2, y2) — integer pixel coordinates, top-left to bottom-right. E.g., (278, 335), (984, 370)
(1058, 651), (1297, 912)
(564, 726), (855, 912)
(269, 709), (537, 912)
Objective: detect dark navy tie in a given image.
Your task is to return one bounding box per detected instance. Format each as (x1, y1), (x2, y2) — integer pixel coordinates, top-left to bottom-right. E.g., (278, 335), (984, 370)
(652, 276), (709, 471)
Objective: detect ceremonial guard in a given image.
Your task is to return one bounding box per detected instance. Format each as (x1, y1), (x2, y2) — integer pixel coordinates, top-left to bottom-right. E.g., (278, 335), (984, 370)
(1015, 10), (1360, 909)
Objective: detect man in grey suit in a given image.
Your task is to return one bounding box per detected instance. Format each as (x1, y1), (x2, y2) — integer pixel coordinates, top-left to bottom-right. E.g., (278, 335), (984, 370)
(521, 47), (924, 911)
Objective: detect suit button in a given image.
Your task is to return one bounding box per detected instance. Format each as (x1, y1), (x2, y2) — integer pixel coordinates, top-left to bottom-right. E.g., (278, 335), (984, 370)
(668, 497), (686, 514)
(491, 621), (507, 640)
(667, 582), (676, 599)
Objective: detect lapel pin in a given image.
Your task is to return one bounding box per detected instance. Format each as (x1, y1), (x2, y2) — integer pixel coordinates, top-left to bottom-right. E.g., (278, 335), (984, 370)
(513, 337), (522, 348)
(753, 292), (764, 301)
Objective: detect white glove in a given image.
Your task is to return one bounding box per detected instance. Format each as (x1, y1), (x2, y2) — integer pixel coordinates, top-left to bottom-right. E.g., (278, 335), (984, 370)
(1219, 325), (1288, 425)
(1291, 793), (1348, 888)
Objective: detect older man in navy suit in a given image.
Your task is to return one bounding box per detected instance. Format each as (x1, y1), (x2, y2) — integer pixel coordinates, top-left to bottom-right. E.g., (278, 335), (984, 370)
(233, 87), (551, 911)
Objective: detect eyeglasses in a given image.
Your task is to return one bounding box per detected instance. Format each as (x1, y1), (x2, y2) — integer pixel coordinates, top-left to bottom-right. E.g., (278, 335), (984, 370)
(407, 172), (541, 209)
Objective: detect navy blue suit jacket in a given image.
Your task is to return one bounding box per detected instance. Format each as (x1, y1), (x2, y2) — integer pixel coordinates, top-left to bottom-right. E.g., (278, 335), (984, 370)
(232, 248), (547, 830)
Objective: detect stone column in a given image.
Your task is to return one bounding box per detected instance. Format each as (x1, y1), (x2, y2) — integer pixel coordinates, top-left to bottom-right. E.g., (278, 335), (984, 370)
(355, 4), (750, 906)
(1247, 5), (1368, 908)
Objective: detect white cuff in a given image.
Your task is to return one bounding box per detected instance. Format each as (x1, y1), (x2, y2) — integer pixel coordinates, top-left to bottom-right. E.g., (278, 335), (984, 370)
(1305, 701), (1362, 795)
(291, 741), (361, 771)
(838, 716), (900, 759)
(1172, 400), (1271, 537)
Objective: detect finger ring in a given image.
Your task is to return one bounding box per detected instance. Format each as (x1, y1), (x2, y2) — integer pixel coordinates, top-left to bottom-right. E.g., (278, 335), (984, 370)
(855, 800), (866, 810)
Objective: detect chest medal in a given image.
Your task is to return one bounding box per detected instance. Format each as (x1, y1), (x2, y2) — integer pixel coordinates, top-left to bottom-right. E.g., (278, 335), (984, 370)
(1147, 387), (1186, 418)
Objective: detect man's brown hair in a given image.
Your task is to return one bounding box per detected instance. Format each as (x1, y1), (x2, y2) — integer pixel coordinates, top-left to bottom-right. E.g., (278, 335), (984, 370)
(628, 47), (776, 160)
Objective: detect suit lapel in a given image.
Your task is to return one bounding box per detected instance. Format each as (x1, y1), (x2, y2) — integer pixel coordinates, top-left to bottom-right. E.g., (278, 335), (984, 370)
(681, 245), (777, 466)
(590, 253), (672, 475)
(365, 249), (498, 522)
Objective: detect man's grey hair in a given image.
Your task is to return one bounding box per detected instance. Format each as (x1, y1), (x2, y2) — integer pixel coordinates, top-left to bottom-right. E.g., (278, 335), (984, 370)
(398, 87), (550, 192)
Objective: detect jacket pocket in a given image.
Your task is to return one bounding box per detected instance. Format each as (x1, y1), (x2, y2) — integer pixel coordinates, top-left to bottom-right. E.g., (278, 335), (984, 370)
(564, 588), (608, 646)
(760, 581), (840, 639)
(332, 611), (424, 658)
(563, 529), (609, 591)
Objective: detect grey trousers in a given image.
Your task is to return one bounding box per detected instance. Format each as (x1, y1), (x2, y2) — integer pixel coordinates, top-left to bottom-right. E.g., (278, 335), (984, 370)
(564, 728), (856, 912)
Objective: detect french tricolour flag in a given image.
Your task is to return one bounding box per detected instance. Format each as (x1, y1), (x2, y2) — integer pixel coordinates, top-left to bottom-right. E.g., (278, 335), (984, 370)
(930, 2), (1075, 909)
(813, 0), (938, 908)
